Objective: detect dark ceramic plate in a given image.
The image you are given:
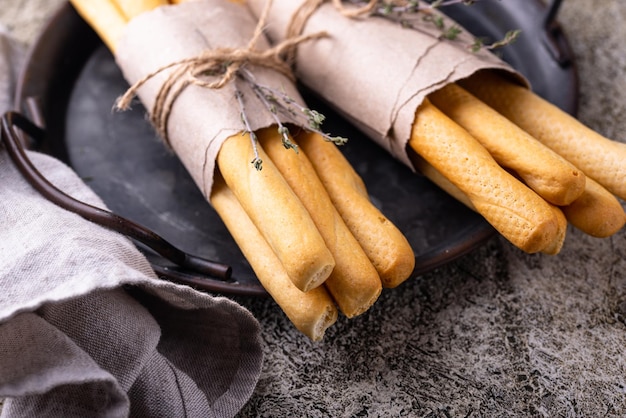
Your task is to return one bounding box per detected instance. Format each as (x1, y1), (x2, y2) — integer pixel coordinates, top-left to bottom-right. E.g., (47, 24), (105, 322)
(14, 0), (578, 296)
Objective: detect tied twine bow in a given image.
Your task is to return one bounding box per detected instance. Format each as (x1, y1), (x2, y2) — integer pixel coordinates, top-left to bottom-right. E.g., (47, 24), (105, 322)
(114, 0), (327, 147)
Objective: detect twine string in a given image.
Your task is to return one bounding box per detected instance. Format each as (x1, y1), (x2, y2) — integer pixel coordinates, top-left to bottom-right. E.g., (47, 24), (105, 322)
(115, 0), (326, 146)
(331, 0), (378, 17)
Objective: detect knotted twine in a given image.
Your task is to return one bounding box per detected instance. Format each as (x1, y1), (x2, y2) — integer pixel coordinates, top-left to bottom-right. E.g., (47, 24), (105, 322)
(114, 0), (326, 147)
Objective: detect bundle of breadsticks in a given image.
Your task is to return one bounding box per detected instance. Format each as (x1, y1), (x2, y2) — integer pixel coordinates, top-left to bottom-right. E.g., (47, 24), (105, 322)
(246, 0), (626, 255)
(69, 0), (416, 341)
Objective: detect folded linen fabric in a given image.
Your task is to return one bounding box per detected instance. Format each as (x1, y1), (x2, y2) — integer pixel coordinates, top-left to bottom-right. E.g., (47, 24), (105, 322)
(0, 27), (262, 418)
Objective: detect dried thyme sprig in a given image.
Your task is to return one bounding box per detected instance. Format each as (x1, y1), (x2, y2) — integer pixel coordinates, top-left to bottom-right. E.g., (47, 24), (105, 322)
(264, 88), (349, 146)
(242, 69), (348, 146)
(377, 0), (476, 15)
(473, 29), (521, 52)
(235, 89), (263, 170)
(235, 68), (347, 170)
(346, 0), (520, 52)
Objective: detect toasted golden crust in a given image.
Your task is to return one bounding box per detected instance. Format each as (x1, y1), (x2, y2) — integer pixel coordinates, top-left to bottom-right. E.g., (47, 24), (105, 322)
(409, 98), (560, 254)
(412, 154), (567, 255)
(70, 0), (128, 52)
(561, 176), (626, 238)
(217, 133), (335, 292)
(112, 0), (168, 20)
(541, 205), (568, 255)
(296, 131), (416, 288)
(210, 174), (337, 341)
(258, 128), (382, 317)
(409, 152), (475, 210)
(461, 70), (626, 201)
(429, 83), (586, 206)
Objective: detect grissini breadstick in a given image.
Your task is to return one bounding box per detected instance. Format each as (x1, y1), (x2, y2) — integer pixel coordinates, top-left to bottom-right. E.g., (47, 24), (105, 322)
(211, 174), (338, 341)
(460, 70), (626, 201)
(410, 153), (566, 255)
(561, 177), (626, 238)
(217, 132), (335, 292)
(409, 152), (475, 210)
(257, 127), (382, 317)
(73, 0), (336, 292)
(542, 205), (567, 256)
(113, 0), (168, 20)
(409, 98), (560, 254)
(415, 145), (625, 244)
(295, 130), (416, 288)
(428, 83), (586, 206)
(70, 0), (127, 52)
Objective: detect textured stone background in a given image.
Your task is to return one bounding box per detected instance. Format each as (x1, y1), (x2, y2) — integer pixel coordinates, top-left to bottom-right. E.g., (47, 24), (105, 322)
(2, 1), (626, 416)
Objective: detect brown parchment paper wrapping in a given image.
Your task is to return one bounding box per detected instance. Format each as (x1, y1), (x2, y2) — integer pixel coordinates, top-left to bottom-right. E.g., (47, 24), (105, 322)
(246, 0), (527, 169)
(115, 0), (304, 196)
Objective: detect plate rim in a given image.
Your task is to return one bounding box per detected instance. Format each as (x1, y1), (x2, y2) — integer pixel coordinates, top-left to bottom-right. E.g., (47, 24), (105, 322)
(13, 0), (578, 296)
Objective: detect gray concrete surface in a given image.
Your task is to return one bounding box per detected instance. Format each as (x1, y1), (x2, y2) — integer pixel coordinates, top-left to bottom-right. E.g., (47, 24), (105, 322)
(2, 0), (626, 416)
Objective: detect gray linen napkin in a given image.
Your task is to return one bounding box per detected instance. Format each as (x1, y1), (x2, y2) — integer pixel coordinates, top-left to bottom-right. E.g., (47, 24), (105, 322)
(0, 28), (263, 418)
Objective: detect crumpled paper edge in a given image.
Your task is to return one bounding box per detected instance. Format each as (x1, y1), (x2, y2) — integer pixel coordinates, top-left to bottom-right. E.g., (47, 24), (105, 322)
(115, 0), (306, 197)
(247, 0), (528, 169)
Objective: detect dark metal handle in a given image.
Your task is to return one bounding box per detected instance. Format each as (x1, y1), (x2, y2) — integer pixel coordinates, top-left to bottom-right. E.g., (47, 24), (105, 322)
(544, 0), (563, 27)
(542, 0), (571, 66)
(0, 111), (253, 293)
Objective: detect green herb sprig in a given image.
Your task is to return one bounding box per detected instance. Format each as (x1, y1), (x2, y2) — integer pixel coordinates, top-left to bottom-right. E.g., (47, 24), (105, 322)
(235, 68), (348, 170)
(347, 0), (521, 52)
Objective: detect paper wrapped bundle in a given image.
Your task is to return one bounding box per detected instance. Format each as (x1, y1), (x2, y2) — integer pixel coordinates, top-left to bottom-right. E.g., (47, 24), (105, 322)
(70, 0), (418, 340)
(247, 0), (626, 253)
(250, 0), (514, 165)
